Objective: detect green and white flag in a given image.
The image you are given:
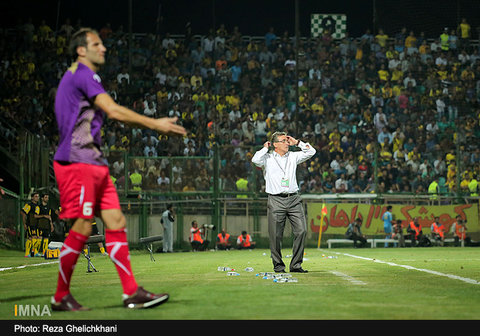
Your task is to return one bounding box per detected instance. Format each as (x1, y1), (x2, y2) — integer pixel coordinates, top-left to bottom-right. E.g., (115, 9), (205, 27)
(311, 13), (347, 39)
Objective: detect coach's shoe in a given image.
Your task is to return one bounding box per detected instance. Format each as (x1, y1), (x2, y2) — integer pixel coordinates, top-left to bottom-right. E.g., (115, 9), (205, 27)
(122, 286), (169, 309)
(290, 268), (308, 273)
(51, 294), (90, 311)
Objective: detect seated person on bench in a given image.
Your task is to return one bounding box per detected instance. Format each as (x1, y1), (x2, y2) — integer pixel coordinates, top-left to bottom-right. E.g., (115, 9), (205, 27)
(345, 218), (368, 248)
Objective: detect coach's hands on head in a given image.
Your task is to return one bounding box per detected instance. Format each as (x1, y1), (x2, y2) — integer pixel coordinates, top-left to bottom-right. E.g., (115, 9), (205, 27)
(286, 136), (299, 146)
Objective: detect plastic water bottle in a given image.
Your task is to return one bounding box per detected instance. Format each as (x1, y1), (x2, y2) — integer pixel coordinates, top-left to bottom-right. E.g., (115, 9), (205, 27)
(218, 266), (232, 271)
(274, 273), (292, 278)
(274, 277), (298, 283)
(244, 267), (254, 272)
(227, 271), (240, 276)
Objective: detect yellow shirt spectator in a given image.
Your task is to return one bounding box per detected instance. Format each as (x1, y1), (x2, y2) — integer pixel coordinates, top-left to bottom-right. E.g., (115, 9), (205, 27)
(375, 31), (389, 48)
(405, 34), (417, 48)
(391, 68), (403, 82)
(378, 69), (389, 82)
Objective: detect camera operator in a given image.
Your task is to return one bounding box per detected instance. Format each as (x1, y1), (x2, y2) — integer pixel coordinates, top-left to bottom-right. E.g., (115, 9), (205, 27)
(450, 215), (478, 246)
(189, 220), (209, 251)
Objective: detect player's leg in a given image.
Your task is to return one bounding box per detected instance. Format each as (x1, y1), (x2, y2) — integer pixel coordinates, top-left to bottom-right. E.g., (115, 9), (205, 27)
(24, 227), (33, 257)
(100, 208), (137, 294)
(51, 218), (92, 311)
(32, 229), (41, 256)
(99, 173), (169, 309)
(101, 208), (169, 309)
(51, 161), (96, 311)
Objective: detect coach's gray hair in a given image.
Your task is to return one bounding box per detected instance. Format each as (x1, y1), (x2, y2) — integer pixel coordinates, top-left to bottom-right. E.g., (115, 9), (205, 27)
(270, 131), (287, 143)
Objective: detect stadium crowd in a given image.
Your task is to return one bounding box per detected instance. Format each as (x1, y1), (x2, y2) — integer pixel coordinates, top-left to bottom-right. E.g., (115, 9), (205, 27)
(1, 18), (480, 197)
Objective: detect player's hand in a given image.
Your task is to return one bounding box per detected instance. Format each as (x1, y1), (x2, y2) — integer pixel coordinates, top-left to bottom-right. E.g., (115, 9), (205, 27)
(152, 117), (187, 136)
(263, 141), (271, 148)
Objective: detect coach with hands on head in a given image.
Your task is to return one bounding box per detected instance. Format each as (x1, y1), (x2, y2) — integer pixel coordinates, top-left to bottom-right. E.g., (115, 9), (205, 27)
(252, 132), (316, 273)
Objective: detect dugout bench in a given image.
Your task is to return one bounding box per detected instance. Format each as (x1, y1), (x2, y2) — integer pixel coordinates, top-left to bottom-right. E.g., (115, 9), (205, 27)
(326, 238), (456, 248)
(139, 235), (163, 261)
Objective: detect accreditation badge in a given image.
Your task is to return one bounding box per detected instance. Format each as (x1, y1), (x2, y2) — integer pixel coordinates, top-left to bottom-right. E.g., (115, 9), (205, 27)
(281, 177), (290, 188)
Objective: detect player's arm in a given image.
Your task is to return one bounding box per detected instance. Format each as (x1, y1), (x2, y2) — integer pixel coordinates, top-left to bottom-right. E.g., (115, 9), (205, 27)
(21, 205), (29, 229)
(33, 205), (42, 219)
(94, 93), (187, 136)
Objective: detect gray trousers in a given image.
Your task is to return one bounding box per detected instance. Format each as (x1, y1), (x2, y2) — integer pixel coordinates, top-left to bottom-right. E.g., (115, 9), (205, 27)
(267, 194), (307, 272)
(162, 222), (173, 252)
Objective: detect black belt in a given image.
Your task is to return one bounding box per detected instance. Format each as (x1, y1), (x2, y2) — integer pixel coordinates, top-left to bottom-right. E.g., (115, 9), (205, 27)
(271, 192), (298, 197)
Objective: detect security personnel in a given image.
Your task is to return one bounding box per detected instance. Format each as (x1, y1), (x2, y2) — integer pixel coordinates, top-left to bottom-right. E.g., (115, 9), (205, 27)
(440, 29), (449, 51)
(236, 231), (256, 249)
(235, 176), (249, 199)
(216, 229), (231, 250)
(21, 191), (40, 257)
(129, 170), (142, 192)
(407, 217), (423, 246)
(450, 215), (467, 246)
(35, 193), (54, 257)
(430, 216), (445, 246)
(468, 174), (478, 196)
(428, 177), (439, 204)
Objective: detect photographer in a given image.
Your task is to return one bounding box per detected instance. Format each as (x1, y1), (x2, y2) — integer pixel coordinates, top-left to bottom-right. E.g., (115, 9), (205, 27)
(430, 216), (445, 246)
(392, 219), (405, 247)
(189, 221), (210, 251)
(450, 215), (478, 246)
(345, 218), (368, 248)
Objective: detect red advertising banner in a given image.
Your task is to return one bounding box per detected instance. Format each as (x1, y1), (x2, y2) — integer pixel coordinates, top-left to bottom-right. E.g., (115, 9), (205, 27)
(308, 203), (479, 235)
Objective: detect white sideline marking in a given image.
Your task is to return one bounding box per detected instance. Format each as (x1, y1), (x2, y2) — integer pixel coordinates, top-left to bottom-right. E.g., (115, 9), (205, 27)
(0, 261), (59, 272)
(336, 252), (480, 285)
(330, 271), (367, 285)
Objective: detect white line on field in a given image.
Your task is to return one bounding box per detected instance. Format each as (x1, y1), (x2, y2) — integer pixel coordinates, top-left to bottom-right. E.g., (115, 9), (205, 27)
(0, 260), (59, 272)
(335, 252), (480, 285)
(330, 271), (367, 285)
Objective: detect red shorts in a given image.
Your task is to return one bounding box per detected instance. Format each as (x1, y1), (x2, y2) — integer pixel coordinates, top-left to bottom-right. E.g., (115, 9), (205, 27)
(54, 161), (121, 219)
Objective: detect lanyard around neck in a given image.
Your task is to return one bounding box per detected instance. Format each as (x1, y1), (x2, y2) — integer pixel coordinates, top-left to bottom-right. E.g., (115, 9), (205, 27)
(273, 153), (288, 176)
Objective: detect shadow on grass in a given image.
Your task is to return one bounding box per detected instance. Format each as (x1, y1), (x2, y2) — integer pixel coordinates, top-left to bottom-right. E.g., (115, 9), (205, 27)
(1, 293), (51, 302)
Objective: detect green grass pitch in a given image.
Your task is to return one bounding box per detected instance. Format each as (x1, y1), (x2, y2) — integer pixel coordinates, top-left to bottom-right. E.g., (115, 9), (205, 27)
(1, 247), (480, 320)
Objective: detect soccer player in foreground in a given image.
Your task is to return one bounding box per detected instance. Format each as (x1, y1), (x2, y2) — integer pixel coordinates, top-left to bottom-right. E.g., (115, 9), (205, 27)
(51, 28), (186, 311)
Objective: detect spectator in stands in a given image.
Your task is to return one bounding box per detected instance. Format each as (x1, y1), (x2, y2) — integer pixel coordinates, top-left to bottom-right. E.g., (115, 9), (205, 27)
(2, 17), (480, 203)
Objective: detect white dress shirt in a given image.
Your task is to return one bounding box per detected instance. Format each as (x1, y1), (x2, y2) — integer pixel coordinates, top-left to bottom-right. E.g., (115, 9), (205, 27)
(252, 141), (316, 195)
